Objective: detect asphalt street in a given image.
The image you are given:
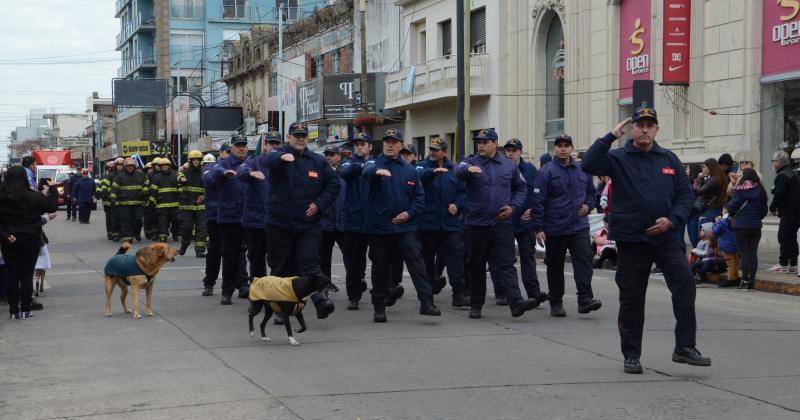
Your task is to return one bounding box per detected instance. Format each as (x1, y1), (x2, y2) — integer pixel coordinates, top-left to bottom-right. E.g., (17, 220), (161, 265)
(1, 211), (799, 420)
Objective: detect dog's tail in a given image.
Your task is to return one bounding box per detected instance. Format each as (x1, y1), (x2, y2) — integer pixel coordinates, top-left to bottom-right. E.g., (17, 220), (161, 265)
(117, 242), (132, 255)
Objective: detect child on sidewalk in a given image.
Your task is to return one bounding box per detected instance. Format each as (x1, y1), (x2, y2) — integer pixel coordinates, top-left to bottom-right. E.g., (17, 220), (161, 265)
(691, 234), (727, 285)
(712, 215), (740, 288)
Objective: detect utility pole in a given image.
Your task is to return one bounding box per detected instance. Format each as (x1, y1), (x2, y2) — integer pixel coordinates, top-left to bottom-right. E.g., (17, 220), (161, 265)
(176, 63), (182, 166)
(456, 0), (471, 161)
(278, 3), (284, 137)
(359, 0), (369, 113)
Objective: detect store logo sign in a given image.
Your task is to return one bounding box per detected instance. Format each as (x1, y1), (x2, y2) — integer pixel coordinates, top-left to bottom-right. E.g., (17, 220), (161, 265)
(774, 0), (800, 46)
(626, 18), (650, 76)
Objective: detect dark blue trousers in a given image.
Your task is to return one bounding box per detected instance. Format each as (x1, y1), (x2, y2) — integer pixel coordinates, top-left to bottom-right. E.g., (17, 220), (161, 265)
(368, 232), (433, 308)
(615, 240), (697, 359)
(465, 224), (524, 308)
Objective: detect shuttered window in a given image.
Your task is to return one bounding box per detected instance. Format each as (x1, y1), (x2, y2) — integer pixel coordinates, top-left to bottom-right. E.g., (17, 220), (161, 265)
(470, 8), (486, 54)
(441, 19), (452, 57)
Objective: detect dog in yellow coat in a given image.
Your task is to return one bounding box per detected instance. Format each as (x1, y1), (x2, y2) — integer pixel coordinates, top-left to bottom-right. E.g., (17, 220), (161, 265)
(248, 273), (334, 345)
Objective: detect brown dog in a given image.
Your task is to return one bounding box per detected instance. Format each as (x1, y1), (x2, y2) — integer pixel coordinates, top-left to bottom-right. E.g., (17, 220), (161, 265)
(102, 242), (178, 319)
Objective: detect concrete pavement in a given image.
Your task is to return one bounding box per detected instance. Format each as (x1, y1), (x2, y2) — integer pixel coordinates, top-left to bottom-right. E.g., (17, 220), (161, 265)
(1, 211), (799, 419)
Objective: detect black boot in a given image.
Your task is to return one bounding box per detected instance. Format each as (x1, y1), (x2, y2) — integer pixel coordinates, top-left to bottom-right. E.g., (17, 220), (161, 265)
(432, 276), (447, 295)
(468, 307), (482, 319)
(315, 298), (335, 319)
(451, 293), (470, 308)
(531, 291), (548, 306)
(495, 295), (508, 306)
(510, 299), (538, 317)
(624, 357), (643, 374)
(347, 299), (359, 310)
(196, 250), (206, 258)
(178, 243), (189, 256)
(578, 299), (602, 314)
(385, 285), (404, 307)
(237, 286), (250, 299)
(419, 301), (441, 316)
(373, 308), (387, 323)
(672, 346), (712, 366)
(550, 302), (566, 317)
(220, 295), (232, 305)
(202, 286), (213, 296)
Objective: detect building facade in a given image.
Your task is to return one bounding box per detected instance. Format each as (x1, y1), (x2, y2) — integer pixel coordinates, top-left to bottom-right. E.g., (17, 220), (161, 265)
(366, 0), (800, 187)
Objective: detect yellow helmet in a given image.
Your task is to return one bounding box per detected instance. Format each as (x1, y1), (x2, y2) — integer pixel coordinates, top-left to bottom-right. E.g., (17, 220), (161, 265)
(188, 150), (203, 160)
(145, 162), (153, 169)
(160, 158), (172, 167)
(202, 153), (216, 163)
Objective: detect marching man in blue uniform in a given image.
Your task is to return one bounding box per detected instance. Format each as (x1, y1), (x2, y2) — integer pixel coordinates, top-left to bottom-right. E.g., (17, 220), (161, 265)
(363, 128), (441, 322)
(339, 132), (373, 310)
(582, 106), (712, 374)
(455, 129), (541, 320)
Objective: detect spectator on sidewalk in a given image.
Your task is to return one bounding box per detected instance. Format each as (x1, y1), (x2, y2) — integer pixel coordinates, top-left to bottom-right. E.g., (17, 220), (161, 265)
(0, 166), (58, 320)
(727, 153), (761, 195)
(686, 163), (704, 248)
(695, 158), (729, 224)
(712, 215), (739, 288)
(767, 151), (800, 273)
(724, 168), (768, 290)
(691, 234), (727, 285)
(718, 153), (738, 176)
(593, 215), (617, 269)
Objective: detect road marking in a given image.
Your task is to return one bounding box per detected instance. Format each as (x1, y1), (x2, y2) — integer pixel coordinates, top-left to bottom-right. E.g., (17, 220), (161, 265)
(47, 266), (205, 276)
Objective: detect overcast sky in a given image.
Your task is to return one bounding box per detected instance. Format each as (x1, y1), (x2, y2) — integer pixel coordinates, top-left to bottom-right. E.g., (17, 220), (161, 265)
(0, 0), (119, 162)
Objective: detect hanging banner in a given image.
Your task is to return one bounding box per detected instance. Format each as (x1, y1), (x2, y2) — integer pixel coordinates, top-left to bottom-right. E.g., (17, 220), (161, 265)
(619, 0), (652, 99)
(663, 0), (692, 85)
(762, 0), (800, 82)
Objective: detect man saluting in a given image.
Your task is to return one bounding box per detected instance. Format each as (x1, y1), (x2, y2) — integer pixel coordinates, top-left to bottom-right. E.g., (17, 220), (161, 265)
(581, 106), (712, 374)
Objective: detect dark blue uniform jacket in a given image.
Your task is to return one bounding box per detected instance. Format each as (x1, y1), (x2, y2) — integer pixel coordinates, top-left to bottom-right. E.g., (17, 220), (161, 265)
(531, 158), (595, 236)
(455, 152), (527, 227)
(363, 154), (424, 235)
(340, 156), (371, 234)
(236, 155), (271, 229)
(415, 157), (465, 232)
(205, 156), (247, 224)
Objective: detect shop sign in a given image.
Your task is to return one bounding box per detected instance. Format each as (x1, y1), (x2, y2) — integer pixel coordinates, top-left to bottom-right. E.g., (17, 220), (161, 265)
(121, 140), (151, 156)
(663, 0), (691, 85)
(763, 0), (800, 80)
(619, 0), (651, 98)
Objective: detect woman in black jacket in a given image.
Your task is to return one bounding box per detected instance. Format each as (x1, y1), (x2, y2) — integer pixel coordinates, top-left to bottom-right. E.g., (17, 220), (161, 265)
(0, 166), (58, 319)
(724, 169), (769, 290)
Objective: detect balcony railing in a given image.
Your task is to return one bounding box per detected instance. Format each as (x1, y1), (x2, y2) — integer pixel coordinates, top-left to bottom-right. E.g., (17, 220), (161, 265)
(385, 54), (492, 109)
(117, 51), (157, 78)
(170, 4), (204, 20)
(115, 0), (132, 18)
(116, 13), (156, 49)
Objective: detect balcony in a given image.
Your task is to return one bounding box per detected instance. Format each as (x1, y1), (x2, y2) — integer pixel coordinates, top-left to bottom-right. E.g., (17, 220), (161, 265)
(170, 4), (204, 20)
(385, 54), (492, 110)
(117, 51), (157, 78)
(116, 13), (156, 50)
(114, 0), (132, 18)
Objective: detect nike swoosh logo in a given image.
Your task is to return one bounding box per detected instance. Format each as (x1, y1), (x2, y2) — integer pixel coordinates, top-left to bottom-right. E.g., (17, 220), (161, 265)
(668, 65), (684, 72)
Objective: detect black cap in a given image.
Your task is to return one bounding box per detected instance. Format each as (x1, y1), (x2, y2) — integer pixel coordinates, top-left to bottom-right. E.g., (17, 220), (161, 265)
(219, 143), (232, 153)
(631, 106), (658, 124)
(323, 145), (340, 155)
(264, 131), (282, 143)
(401, 144), (417, 155)
(382, 128), (404, 142)
(429, 137), (448, 150)
(352, 132), (373, 143)
(554, 134), (573, 146)
(288, 122), (309, 136)
(504, 138), (523, 150)
(473, 128), (498, 141)
(231, 135), (248, 146)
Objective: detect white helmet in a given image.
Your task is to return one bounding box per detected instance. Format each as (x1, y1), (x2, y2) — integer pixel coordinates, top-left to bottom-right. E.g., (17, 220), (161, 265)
(202, 153), (216, 163)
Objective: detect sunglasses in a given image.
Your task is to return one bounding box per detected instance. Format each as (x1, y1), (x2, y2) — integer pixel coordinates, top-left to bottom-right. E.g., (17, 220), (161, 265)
(739, 161), (751, 164)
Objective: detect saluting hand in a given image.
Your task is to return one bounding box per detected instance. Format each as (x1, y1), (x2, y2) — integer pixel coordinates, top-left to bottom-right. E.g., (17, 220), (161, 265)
(434, 168), (449, 174)
(467, 166), (482, 174)
(495, 206), (513, 222)
(611, 117), (632, 138)
(392, 211), (410, 224)
(376, 169), (392, 177)
(250, 171), (265, 180)
(448, 204), (458, 215)
(223, 170), (236, 178)
(577, 204), (589, 217)
(645, 217), (673, 236)
(281, 153), (295, 163)
(306, 203), (319, 217)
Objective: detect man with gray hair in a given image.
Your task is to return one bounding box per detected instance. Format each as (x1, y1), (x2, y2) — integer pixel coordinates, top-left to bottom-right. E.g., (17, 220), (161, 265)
(767, 150), (800, 273)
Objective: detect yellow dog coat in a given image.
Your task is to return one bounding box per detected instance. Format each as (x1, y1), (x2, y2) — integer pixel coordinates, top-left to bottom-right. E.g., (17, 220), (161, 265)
(249, 276), (306, 314)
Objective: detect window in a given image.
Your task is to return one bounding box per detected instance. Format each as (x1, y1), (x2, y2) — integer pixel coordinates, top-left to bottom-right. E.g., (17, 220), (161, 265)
(171, 0), (203, 19)
(269, 71), (277, 97)
(172, 75), (202, 93)
(277, 0), (299, 20)
(332, 50), (340, 74)
(170, 32), (204, 62)
(440, 19), (452, 57)
(221, 41), (235, 62)
(313, 55), (323, 78)
(544, 17), (565, 139)
(223, 0), (248, 19)
(470, 7), (486, 54)
(412, 20), (426, 65)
